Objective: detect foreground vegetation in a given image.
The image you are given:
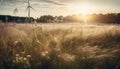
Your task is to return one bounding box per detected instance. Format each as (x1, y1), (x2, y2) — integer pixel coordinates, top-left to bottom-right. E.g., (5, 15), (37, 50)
(0, 23), (120, 69)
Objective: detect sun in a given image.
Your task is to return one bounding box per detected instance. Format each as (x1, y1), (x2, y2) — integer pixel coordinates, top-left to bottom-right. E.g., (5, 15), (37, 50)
(68, 3), (94, 15)
(80, 5), (90, 15)
(68, 3), (94, 22)
(79, 3), (94, 22)
(79, 3), (93, 15)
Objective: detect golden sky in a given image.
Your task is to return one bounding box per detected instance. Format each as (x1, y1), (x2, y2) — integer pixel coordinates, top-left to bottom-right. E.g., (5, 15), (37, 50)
(0, 0), (120, 18)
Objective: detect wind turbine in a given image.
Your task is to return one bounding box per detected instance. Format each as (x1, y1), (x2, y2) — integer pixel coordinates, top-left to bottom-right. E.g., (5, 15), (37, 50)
(26, 0), (35, 23)
(13, 8), (18, 15)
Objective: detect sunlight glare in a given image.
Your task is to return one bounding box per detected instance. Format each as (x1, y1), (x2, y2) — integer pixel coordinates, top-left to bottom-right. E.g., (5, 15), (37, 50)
(80, 3), (94, 22)
(80, 3), (92, 15)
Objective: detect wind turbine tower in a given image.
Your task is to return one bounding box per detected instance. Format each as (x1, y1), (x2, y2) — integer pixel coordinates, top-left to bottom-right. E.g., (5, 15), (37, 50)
(26, 0), (35, 23)
(27, 0), (30, 22)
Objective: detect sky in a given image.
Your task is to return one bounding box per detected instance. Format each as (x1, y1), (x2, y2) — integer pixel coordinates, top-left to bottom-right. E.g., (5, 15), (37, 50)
(0, 0), (120, 18)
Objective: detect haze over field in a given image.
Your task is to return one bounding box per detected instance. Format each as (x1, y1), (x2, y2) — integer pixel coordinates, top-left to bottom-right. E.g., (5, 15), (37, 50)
(0, 23), (120, 69)
(0, 0), (120, 69)
(0, 0), (120, 18)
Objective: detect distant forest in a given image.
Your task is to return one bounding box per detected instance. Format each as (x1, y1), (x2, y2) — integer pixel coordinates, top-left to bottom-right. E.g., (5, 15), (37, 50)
(0, 13), (120, 23)
(0, 15), (34, 23)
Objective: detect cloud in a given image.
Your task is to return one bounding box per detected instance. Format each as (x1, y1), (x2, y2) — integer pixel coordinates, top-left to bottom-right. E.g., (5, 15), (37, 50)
(43, 0), (65, 6)
(0, 0), (66, 7)
(30, 0), (66, 9)
(0, 0), (21, 6)
(31, 3), (50, 8)
(31, 0), (65, 6)
(15, 0), (27, 3)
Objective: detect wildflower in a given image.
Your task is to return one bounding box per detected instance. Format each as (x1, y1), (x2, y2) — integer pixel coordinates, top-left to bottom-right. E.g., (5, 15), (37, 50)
(58, 54), (61, 57)
(21, 51), (25, 54)
(23, 57), (27, 61)
(13, 60), (16, 63)
(47, 56), (50, 59)
(44, 51), (48, 54)
(15, 54), (19, 57)
(41, 52), (46, 57)
(41, 51), (48, 57)
(15, 57), (19, 62)
(36, 39), (41, 44)
(19, 57), (23, 60)
(13, 41), (19, 46)
(27, 55), (31, 58)
(61, 53), (75, 62)
(54, 47), (61, 52)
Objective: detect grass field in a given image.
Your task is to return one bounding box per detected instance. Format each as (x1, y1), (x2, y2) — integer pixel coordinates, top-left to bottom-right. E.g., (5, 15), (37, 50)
(0, 22), (120, 69)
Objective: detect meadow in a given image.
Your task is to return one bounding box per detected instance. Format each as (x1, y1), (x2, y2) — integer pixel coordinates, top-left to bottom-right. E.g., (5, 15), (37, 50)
(0, 22), (120, 69)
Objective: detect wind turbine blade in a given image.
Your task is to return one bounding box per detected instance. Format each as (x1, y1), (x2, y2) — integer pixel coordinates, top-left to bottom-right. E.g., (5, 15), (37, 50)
(25, 7), (29, 12)
(15, 1), (27, 3)
(13, 8), (18, 15)
(30, 6), (36, 11)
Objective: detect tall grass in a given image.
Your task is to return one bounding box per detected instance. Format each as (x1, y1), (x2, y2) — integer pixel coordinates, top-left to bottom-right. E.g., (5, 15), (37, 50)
(0, 23), (120, 69)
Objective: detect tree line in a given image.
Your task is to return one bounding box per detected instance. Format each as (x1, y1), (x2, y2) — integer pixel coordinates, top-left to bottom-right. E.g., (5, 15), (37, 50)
(36, 13), (120, 23)
(0, 15), (34, 23)
(0, 13), (120, 24)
